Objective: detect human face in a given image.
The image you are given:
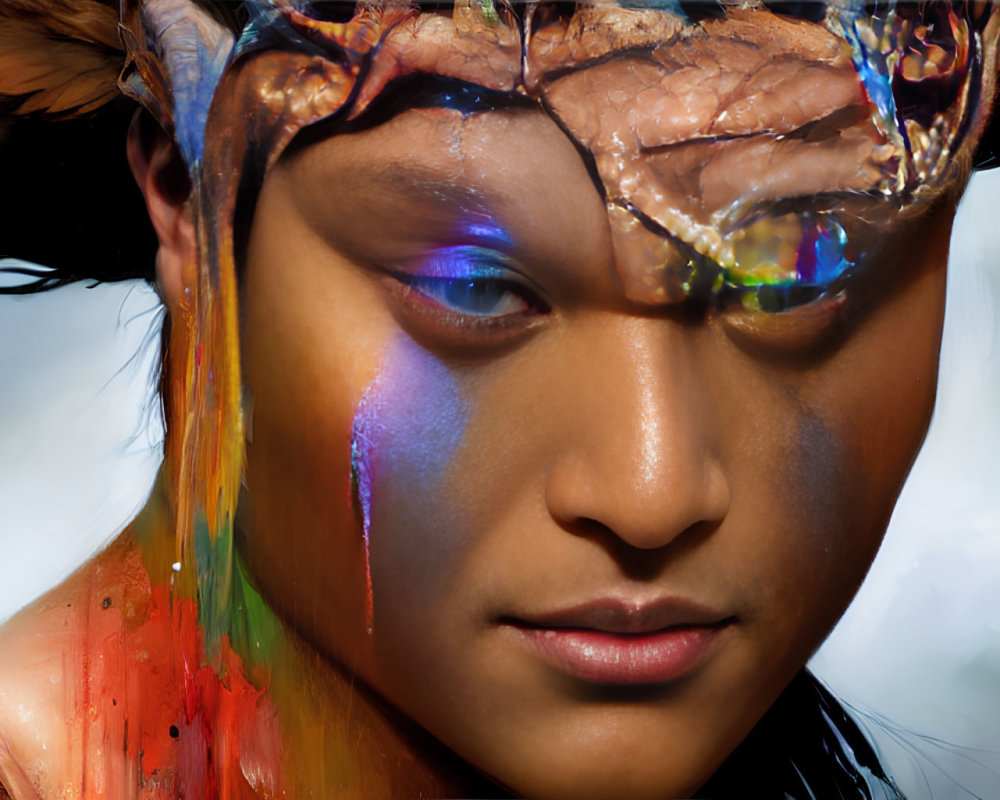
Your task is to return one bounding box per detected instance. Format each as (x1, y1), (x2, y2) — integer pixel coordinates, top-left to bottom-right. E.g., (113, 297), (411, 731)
(236, 8), (973, 800)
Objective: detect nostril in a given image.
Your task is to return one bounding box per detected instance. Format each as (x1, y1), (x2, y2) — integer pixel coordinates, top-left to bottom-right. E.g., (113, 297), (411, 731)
(545, 446), (730, 555)
(550, 512), (724, 581)
(542, 317), (731, 553)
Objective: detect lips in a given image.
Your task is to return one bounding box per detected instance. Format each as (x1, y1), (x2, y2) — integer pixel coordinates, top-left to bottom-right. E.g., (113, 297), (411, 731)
(504, 598), (733, 685)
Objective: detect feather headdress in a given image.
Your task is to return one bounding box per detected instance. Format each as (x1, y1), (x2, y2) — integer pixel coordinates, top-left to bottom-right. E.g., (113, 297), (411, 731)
(0, 0), (122, 115)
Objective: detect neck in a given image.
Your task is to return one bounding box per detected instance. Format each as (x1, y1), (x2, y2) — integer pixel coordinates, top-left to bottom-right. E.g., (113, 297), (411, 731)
(131, 480), (499, 798)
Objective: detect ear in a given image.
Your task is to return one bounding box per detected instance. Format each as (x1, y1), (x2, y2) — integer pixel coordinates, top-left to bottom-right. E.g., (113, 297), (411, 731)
(126, 111), (194, 311)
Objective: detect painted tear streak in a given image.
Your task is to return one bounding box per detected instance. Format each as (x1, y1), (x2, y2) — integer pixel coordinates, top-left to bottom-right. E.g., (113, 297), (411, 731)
(350, 380), (379, 632)
(350, 335), (469, 632)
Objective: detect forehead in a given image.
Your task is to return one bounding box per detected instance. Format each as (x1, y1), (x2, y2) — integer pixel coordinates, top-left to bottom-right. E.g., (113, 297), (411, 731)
(185, 2), (991, 208)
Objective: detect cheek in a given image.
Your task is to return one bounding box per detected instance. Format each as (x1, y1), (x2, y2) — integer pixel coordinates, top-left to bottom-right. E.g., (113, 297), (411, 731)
(239, 330), (374, 659)
(750, 407), (861, 644)
(712, 259), (945, 687)
(699, 372), (856, 688)
(803, 261), (947, 541)
(770, 273), (944, 653)
(238, 215), (404, 663)
(353, 335), (473, 631)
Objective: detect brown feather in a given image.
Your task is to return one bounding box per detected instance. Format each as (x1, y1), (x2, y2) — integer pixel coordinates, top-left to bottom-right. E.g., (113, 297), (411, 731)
(0, 0), (123, 117)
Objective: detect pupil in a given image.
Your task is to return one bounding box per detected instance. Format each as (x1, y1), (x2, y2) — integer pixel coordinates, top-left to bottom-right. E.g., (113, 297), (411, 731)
(444, 279), (504, 315)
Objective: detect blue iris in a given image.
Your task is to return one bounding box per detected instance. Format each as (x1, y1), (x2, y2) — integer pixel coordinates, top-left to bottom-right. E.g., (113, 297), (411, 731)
(425, 276), (516, 316)
(408, 245), (524, 317)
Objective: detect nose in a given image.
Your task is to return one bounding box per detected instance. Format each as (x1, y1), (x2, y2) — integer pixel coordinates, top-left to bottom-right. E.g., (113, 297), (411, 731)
(544, 315), (730, 551)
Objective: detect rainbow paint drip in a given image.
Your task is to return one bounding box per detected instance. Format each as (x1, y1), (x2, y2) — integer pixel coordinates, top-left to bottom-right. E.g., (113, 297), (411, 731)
(350, 335), (469, 632)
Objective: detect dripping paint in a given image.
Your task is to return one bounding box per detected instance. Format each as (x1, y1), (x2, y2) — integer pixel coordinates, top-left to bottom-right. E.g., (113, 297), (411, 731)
(350, 334), (469, 632)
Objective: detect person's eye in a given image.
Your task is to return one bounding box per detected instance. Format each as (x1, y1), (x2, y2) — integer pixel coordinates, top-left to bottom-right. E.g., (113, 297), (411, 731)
(384, 245), (549, 348)
(723, 212), (854, 314)
(711, 210), (864, 353)
(407, 274), (530, 318)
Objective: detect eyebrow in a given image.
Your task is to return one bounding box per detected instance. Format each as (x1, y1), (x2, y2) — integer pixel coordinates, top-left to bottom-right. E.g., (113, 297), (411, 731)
(344, 159), (492, 210)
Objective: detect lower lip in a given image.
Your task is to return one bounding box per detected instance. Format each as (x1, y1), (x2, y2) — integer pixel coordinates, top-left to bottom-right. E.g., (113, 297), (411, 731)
(513, 624), (724, 685)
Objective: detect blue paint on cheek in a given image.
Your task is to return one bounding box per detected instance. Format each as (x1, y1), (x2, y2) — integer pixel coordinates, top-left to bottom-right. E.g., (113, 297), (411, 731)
(349, 334), (468, 628)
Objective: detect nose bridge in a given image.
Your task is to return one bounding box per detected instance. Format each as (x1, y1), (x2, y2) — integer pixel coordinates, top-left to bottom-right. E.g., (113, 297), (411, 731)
(628, 325), (673, 495)
(545, 315), (729, 549)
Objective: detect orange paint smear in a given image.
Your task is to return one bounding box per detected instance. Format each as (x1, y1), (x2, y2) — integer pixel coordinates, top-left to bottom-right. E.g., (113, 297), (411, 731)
(69, 547), (283, 798)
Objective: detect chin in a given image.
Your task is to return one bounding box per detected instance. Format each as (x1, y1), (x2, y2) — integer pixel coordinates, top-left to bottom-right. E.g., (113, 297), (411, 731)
(493, 759), (713, 800)
(444, 705), (744, 800)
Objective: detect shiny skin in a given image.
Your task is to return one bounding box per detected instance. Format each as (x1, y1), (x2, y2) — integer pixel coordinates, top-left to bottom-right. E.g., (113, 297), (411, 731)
(236, 102), (954, 799)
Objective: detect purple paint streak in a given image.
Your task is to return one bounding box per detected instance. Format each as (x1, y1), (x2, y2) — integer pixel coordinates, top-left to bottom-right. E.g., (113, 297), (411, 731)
(349, 334), (469, 632)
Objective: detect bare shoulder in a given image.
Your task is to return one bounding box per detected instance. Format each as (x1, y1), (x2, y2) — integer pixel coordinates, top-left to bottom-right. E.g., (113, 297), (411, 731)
(0, 564), (84, 799)
(0, 535), (144, 799)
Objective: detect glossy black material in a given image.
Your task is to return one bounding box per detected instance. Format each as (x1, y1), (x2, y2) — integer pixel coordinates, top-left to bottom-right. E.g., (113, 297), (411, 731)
(698, 670), (904, 800)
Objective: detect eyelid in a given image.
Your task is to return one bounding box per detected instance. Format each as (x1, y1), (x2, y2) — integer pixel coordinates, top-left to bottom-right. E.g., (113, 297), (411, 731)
(396, 244), (538, 285)
(718, 288), (849, 357)
(714, 201), (902, 351)
(376, 243), (552, 351)
(405, 245), (515, 280)
(387, 244), (552, 310)
(722, 190), (886, 232)
(712, 208), (867, 316)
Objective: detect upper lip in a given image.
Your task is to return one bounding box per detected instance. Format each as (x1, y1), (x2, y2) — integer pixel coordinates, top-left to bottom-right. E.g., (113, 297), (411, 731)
(505, 596), (734, 635)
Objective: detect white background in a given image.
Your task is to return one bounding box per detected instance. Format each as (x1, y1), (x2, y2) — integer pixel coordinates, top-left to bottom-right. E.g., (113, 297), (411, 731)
(1, 171), (999, 798)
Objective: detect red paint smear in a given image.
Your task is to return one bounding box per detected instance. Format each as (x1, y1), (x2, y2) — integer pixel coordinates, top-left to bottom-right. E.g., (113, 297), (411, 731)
(71, 548), (283, 798)
(362, 542), (374, 633)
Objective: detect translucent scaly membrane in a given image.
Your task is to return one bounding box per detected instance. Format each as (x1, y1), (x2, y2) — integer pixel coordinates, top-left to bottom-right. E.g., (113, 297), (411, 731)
(165, 0), (998, 319)
(523, 1), (995, 309)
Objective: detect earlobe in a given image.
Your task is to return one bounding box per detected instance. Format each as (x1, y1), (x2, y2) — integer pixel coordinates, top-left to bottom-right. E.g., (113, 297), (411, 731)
(126, 112), (194, 311)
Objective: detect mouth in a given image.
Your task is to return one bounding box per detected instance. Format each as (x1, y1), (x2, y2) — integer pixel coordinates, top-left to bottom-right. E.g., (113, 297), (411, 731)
(501, 598), (735, 686)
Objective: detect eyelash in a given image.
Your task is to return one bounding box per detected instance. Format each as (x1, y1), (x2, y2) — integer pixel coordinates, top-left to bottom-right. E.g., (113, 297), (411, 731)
(386, 246), (550, 342)
(675, 210), (859, 315)
(723, 212), (856, 314)
(406, 275), (533, 315)
(385, 210), (865, 347)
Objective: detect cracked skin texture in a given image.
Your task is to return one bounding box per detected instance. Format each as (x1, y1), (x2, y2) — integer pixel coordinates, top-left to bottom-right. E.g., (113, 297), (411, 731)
(307, 3), (896, 298)
(531, 7), (890, 285)
(257, 3), (972, 302)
